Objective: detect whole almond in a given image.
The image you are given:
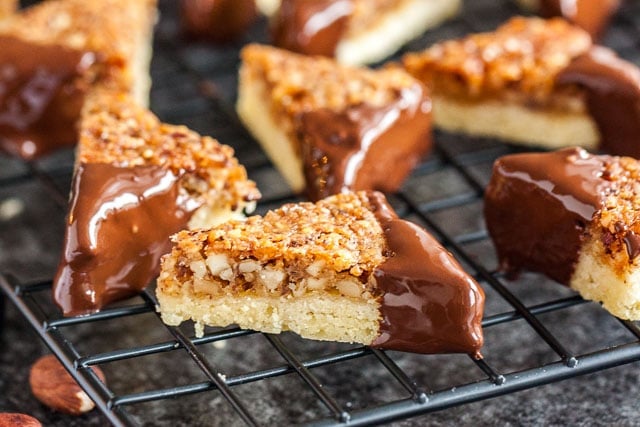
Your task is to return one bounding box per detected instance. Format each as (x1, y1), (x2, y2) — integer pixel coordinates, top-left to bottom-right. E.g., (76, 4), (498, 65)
(29, 354), (106, 415)
(0, 413), (42, 427)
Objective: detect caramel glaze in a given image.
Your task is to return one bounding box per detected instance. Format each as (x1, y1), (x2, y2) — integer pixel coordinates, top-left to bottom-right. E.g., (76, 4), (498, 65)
(271, 0), (353, 57)
(0, 35), (96, 159)
(297, 84), (432, 201)
(368, 192), (485, 356)
(538, 0), (620, 39)
(53, 163), (200, 316)
(557, 46), (640, 159)
(180, 0), (258, 43)
(484, 147), (613, 284)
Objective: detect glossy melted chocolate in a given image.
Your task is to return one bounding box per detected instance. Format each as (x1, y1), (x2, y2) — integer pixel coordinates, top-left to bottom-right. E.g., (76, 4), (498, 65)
(180, 0), (258, 43)
(557, 46), (640, 158)
(53, 163), (199, 316)
(0, 35), (95, 159)
(484, 147), (611, 284)
(297, 84), (432, 201)
(538, 0), (620, 39)
(368, 192), (485, 356)
(272, 0), (353, 57)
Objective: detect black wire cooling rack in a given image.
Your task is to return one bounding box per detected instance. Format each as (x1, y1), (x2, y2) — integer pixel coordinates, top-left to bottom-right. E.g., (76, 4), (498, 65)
(3, 0), (640, 426)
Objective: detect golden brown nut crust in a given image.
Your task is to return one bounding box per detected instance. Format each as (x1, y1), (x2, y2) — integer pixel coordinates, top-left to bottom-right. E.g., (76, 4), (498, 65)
(2, 0), (156, 89)
(79, 90), (261, 209)
(241, 43), (422, 116)
(174, 191), (386, 272)
(4, 0), (155, 56)
(596, 156), (640, 274)
(403, 17), (591, 105)
(165, 191), (387, 295)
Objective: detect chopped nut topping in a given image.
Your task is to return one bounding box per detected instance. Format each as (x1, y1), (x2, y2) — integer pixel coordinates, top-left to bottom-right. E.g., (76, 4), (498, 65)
(596, 156), (640, 269)
(78, 89), (260, 211)
(3, 0), (154, 61)
(1, 0), (156, 90)
(403, 17), (592, 104)
(241, 44), (421, 115)
(162, 192), (388, 298)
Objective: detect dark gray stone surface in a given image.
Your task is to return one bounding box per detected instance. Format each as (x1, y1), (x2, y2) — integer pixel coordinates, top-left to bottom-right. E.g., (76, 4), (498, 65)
(2, 0), (640, 426)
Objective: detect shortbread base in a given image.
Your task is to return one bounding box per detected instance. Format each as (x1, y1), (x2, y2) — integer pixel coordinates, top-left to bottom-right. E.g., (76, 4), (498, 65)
(255, 0), (280, 17)
(132, 22), (154, 107)
(571, 230), (640, 320)
(236, 72), (305, 192)
(157, 291), (380, 344)
(336, 0), (461, 65)
(433, 95), (600, 150)
(188, 205), (250, 230)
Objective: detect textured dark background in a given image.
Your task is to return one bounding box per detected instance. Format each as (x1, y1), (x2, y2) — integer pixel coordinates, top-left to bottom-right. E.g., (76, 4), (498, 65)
(3, 0), (640, 425)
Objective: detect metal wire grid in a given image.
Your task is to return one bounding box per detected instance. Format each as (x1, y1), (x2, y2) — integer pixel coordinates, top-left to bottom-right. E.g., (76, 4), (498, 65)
(3, 0), (640, 425)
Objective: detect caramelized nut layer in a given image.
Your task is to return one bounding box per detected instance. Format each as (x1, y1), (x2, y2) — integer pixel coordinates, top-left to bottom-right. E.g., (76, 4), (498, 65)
(242, 44), (420, 115)
(403, 17), (592, 106)
(597, 156), (640, 270)
(3, 0), (154, 59)
(164, 191), (387, 297)
(79, 90), (260, 209)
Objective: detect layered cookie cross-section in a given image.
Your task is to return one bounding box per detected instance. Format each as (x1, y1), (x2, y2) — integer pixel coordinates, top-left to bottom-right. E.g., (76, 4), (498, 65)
(403, 17), (640, 158)
(157, 191), (485, 356)
(0, 0), (156, 159)
(485, 147), (640, 320)
(237, 44), (432, 201)
(271, 0), (460, 66)
(53, 90), (260, 316)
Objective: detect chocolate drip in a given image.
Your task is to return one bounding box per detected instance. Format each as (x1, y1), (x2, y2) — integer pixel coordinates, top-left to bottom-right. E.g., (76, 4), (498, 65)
(53, 163), (199, 316)
(368, 192), (484, 356)
(297, 84), (432, 201)
(180, 0), (257, 43)
(484, 147), (611, 284)
(0, 35), (95, 159)
(622, 231), (640, 260)
(538, 0), (620, 39)
(271, 0), (353, 57)
(556, 46), (640, 158)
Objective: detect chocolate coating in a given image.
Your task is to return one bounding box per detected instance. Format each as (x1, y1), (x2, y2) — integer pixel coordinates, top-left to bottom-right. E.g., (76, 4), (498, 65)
(623, 232), (640, 260)
(271, 0), (353, 57)
(297, 84), (432, 201)
(557, 46), (640, 158)
(484, 147), (612, 284)
(0, 35), (95, 159)
(369, 192), (484, 356)
(538, 0), (620, 39)
(180, 0), (258, 43)
(53, 163), (199, 316)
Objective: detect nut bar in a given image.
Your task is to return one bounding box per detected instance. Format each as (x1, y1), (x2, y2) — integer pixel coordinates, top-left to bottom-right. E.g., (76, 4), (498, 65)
(485, 147), (640, 320)
(403, 17), (640, 158)
(237, 44), (432, 201)
(157, 191), (485, 356)
(53, 89), (261, 317)
(0, 0), (156, 159)
(271, 0), (460, 66)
